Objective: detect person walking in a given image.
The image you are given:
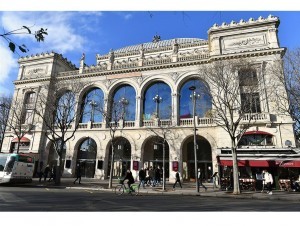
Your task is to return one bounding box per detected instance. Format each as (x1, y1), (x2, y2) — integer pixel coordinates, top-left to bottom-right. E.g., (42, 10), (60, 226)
(264, 169), (274, 195)
(138, 167), (146, 189)
(212, 172), (219, 190)
(172, 170), (182, 190)
(48, 166), (56, 182)
(73, 163), (82, 184)
(43, 165), (50, 182)
(197, 168), (207, 191)
(148, 166), (155, 187)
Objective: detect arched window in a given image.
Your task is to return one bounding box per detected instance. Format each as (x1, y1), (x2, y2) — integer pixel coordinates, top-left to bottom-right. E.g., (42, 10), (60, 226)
(22, 92), (36, 124)
(239, 68), (261, 113)
(143, 82), (171, 120)
(112, 85), (136, 121)
(179, 79), (212, 118)
(56, 91), (75, 124)
(81, 88), (104, 123)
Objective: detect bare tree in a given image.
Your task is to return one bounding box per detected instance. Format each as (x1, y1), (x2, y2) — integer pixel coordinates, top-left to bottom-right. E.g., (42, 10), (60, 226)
(98, 99), (126, 189)
(0, 94), (13, 151)
(270, 49), (300, 145)
(34, 77), (89, 185)
(2, 96), (35, 154)
(199, 59), (266, 195)
(146, 106), (175, 191)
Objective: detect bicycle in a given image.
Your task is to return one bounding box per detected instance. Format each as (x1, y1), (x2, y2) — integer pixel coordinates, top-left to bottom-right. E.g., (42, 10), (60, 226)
(114, 180), (140, 196)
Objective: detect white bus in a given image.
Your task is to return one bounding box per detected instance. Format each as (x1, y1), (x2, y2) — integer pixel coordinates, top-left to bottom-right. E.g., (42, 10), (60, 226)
(0, 153), (35, 184)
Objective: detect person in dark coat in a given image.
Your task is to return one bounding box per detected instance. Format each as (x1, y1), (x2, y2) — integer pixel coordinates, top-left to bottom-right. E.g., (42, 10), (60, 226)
(73, 163), (82, 184)
(172, 170), (182, 190)
(138, 168), (146, 189)
(198, 168), (207, 191)
(43, 165), (50, 182)
(122, 169), (135, 191)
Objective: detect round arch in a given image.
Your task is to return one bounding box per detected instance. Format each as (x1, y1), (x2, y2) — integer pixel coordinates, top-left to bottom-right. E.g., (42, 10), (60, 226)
(142, 81), (172, 120)
(181, 135), (212, 181)
(76, 137), (97, 178)
(106, 136), (132, 178)
(141, 135), (170, 178)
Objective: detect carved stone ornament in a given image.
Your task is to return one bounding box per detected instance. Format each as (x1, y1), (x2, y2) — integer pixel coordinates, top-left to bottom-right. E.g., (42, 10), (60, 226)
(171, 72), (179, 81)
(105, 79), (112, 89)
(136, 76), (143, 86)
(229, 37), (264, 47)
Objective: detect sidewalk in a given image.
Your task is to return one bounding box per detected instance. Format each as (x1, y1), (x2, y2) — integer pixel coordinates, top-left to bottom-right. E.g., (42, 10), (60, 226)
(26, 178), (300, 201)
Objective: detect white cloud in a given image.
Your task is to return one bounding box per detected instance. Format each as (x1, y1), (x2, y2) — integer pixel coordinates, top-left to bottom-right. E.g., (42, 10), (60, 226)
(0, 40), (17, 95)
(1, 12), (86, 54)
(124, 14), (133, 20)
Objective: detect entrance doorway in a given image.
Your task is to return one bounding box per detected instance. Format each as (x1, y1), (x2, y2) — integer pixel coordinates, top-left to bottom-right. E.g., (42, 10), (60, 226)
(182, 135), (212, 181)
(107, 137), (131, 178)
(76, 138), (97, 178)
(143, 136), (170, 179)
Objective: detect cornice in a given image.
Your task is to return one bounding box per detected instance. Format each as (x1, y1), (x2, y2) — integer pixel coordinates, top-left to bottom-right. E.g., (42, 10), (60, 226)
(14, 48), (285, 86)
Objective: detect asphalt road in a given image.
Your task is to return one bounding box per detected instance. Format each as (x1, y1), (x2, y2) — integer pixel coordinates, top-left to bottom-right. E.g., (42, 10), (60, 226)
(0, 186), (300, 211)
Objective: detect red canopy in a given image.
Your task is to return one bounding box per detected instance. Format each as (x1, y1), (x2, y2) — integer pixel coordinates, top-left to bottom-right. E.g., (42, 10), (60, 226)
(219, 159), (300, 168)
(243, 131), (273, 136)
(12, 137), (30, 143)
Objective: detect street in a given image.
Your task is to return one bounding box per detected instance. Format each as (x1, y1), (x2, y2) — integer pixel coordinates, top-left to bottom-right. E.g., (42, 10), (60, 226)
(1, 186), (300, 211)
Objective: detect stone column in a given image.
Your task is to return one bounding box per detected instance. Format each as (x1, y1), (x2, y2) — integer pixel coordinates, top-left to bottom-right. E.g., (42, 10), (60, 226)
(172, 92), (179, 126)
(135, 95), (141, 127)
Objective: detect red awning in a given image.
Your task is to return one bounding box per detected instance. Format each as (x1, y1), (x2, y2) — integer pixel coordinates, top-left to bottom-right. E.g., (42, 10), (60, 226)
(219, 159), (271, 167)
(219, 159), (300, 168)
(11, 137), (30, 143)
(275, 160), (300, 168)
(243, 131), (273, 136)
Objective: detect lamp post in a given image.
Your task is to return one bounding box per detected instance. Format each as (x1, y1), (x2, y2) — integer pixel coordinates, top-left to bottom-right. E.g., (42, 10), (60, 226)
(189, 85), (200, 193)
(153, 94), (162, 118)
(119, 97), (129, 120)
(89, 100), (97, 122)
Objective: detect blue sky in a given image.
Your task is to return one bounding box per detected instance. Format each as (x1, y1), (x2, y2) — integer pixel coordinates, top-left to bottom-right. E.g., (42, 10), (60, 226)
(1, 11), (300, 95)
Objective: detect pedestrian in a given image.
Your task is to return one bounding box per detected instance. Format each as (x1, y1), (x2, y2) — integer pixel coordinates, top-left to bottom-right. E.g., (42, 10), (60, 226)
(73, 163), (82, 184)
(197, 168), (207, 191)
(229, 169), (234, 190)
(43, 165), (50, 182)
(261, 170), (266, 192)
(264, 169), (273, 195)
(212, 172), (219, 189)
(138, 167), (146, 189)
(172, 170), (182, 190)
(38, 170), (43, 182)
(148, 166), (155, 187)
(155, 166), (161, 186)
(48, 166), (56, 182)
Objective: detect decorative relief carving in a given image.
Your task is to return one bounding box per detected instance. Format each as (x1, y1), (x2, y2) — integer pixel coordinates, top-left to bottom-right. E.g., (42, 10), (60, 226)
(23, 66), (48, 79)
(171, 72), (179, 81)
(230, 37), (263, 47)
(105, 79), (112, 89)
(136, 76), (143, 87)
(224, 35), (266, 49)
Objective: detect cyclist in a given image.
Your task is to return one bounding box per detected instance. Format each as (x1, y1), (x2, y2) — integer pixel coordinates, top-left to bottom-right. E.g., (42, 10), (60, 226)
(122, 169), (135, 191)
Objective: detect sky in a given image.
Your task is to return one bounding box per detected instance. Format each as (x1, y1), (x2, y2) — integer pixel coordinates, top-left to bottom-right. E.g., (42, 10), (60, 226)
(1, 9), (300, 96)
(1, 0), (300, 223)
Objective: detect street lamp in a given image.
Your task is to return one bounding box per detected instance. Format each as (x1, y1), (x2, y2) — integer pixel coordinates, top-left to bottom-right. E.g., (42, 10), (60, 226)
(189, 85), (201, 193)
(153, 94), (162, 118)
(89, 100), (97, 122)
(119, 97), (129, 120)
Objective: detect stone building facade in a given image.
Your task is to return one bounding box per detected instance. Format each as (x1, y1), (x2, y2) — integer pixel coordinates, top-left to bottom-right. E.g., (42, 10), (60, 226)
(1, 15), (298, 182)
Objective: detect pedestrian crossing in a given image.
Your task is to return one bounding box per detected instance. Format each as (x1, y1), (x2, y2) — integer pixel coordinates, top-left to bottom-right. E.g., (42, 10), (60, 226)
(0, 192), (27, 203)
